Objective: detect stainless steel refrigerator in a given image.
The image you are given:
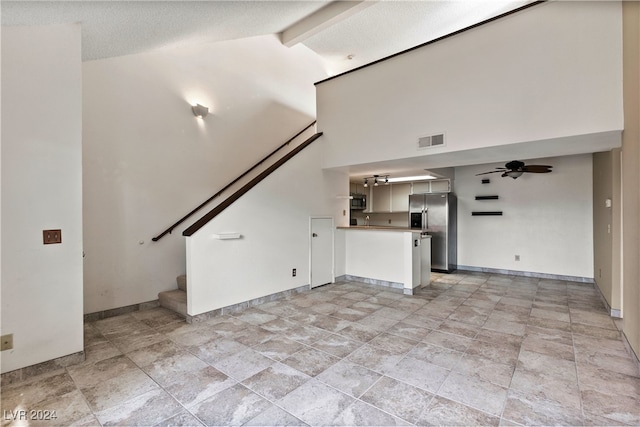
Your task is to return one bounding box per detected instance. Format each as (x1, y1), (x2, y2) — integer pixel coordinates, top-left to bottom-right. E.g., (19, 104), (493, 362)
(409, 193), (457, 273)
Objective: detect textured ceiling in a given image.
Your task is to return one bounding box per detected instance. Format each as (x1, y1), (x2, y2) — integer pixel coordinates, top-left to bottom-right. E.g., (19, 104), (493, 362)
(1, 1), (330, 61)
(2, 0), (530, 70)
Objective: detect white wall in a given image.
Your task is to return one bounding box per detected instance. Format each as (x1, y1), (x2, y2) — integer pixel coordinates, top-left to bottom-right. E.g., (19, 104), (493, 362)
(82, 35), (328, 314)
(455, 154), (594, 279)
(1, 25), (84, 372)
(186, 141), (348, 315)
(317, 1), (623, 170)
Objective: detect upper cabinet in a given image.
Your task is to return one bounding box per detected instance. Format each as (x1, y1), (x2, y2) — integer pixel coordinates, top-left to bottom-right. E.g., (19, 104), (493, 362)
(391, 183), (411, 212)
(412, 179), (451, 194)
(352, 179), (452, 213)
(350, 182), (366, 194)
(371, 185), (391, 212)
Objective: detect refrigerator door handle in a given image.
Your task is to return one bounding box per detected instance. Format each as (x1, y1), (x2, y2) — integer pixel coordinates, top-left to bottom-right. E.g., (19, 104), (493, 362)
(424, 208), (429, 231)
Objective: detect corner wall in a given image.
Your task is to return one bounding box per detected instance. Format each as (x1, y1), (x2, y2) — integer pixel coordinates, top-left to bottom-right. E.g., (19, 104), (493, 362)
(622, 1), (640, 359)
(593, 149), (622, 315)
(1, 24), (84, 373)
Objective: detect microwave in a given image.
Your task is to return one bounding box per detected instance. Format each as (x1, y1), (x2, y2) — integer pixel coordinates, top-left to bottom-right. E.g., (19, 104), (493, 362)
(350, 193), (367, 210)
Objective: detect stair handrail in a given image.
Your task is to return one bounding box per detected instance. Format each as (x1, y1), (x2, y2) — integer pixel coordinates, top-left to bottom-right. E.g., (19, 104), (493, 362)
(152, 120), (317, 242)
(183, 131), (323, 237)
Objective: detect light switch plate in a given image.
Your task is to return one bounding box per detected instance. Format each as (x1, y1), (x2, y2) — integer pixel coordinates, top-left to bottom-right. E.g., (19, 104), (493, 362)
(43, 229), (62, 244)
(1, 334), (13, 351)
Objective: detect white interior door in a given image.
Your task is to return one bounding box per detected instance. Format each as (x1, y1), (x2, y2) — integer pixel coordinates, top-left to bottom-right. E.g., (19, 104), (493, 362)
(311, 217), (334, 288)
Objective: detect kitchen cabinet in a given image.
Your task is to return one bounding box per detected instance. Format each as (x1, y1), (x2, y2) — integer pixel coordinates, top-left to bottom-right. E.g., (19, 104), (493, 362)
(391, 183), (410, 212)
(372, 185), (391, 212)
(350, 182), (366, 194)
(411, 179), (451, 194)
(412, 181), (431, 194)
(431, 179), (451, 193)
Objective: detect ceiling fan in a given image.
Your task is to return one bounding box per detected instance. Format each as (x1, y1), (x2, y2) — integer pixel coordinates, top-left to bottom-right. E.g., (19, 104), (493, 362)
(476, 160), (553, 179)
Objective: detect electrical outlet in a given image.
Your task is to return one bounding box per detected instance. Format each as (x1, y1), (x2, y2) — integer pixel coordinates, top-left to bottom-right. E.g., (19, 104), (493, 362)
(1, 334), (13, 351)
(43, 229), (62, 244)
(292, 268), (296, 277)
(515, 255), (520, 261)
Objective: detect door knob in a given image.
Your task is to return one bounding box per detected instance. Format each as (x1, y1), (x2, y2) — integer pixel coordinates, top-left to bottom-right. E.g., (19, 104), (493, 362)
(312, 233), (318, 237)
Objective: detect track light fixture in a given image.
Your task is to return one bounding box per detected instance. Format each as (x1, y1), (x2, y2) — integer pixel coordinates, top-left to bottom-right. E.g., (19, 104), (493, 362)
(362, 174), (390, 187)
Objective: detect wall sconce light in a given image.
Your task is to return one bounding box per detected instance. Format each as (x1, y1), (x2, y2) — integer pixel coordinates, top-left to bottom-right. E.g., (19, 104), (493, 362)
(192, 104), (209, 119)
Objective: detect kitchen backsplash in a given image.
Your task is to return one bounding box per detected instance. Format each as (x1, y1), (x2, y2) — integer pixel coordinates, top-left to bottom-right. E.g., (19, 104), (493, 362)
(350, 212), (409, 227)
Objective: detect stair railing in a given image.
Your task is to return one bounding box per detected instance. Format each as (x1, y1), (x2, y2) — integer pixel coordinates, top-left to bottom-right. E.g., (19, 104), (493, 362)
(152, 120), (316, 242)
(182, 131), (322, 237)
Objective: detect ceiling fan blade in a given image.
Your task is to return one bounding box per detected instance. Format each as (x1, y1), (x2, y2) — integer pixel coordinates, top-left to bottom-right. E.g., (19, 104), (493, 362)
(475, 170), (503, 176)
(522, 165), (552, 173)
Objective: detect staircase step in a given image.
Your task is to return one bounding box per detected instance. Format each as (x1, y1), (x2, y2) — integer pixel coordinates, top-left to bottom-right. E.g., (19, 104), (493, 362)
(158, 289), (187, 317)
(177, 274), (187, 292)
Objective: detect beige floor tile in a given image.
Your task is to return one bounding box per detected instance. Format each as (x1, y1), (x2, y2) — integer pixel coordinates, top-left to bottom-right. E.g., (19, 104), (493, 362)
(67, 355), (139, 389)
(510, 367), (581, 409)
(502, 389), (584, 426)
(316, 360), (381, 398)
(581, 389), (640, 425)
(437, 371), (508, 416)
(383, 355), (450, 393)
(277, 379), (355, 426)
(282, 346), (339, 377)
(94, 388), (182, 426)
(164, 366), (236, 407)
(242, 362), (311, 401)
(1, 370), (76, 412)
(6, 275), (639, 427)
(419, 395), (500, 426)
(422, 330), (473, 352)
(360, 376), (434, 424)
(453, 353), (515, 388)
(80, 368), (159, 412)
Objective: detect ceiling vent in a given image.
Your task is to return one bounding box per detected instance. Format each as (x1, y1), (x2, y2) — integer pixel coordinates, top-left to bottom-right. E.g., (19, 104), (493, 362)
(417, 133), (445, 150)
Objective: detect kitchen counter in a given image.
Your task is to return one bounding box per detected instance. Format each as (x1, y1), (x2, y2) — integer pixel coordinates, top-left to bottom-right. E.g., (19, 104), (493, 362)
(337, 226), (418, 232)
(337, 227), (431, 294)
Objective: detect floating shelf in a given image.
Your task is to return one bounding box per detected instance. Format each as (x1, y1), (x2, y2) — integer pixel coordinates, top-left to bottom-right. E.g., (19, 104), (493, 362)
(472, 211), (503, 216)
(475, 195), (499, 200)
(213, 232), (242, 240)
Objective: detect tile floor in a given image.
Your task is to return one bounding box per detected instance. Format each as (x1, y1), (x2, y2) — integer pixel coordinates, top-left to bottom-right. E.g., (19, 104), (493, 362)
(2, 272), (640, 426)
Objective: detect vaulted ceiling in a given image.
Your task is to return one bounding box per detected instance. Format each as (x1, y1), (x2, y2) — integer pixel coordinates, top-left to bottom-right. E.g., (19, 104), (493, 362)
(2, 1), (530, 74)
(4, 1), (614, 179)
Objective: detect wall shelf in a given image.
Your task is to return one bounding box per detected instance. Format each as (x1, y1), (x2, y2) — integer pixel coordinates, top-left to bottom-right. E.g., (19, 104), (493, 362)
(472, 211), (503, 216)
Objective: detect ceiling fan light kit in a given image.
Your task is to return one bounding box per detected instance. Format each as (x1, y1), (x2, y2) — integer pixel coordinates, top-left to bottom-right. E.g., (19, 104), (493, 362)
(476, 160), (553, 179)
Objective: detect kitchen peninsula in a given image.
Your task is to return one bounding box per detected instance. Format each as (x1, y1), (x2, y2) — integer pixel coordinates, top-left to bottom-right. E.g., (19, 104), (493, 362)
(337, 226), (431, 295)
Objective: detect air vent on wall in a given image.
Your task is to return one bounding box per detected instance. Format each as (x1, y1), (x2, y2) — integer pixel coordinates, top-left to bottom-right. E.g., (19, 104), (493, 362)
(417, 133), (445, 150)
